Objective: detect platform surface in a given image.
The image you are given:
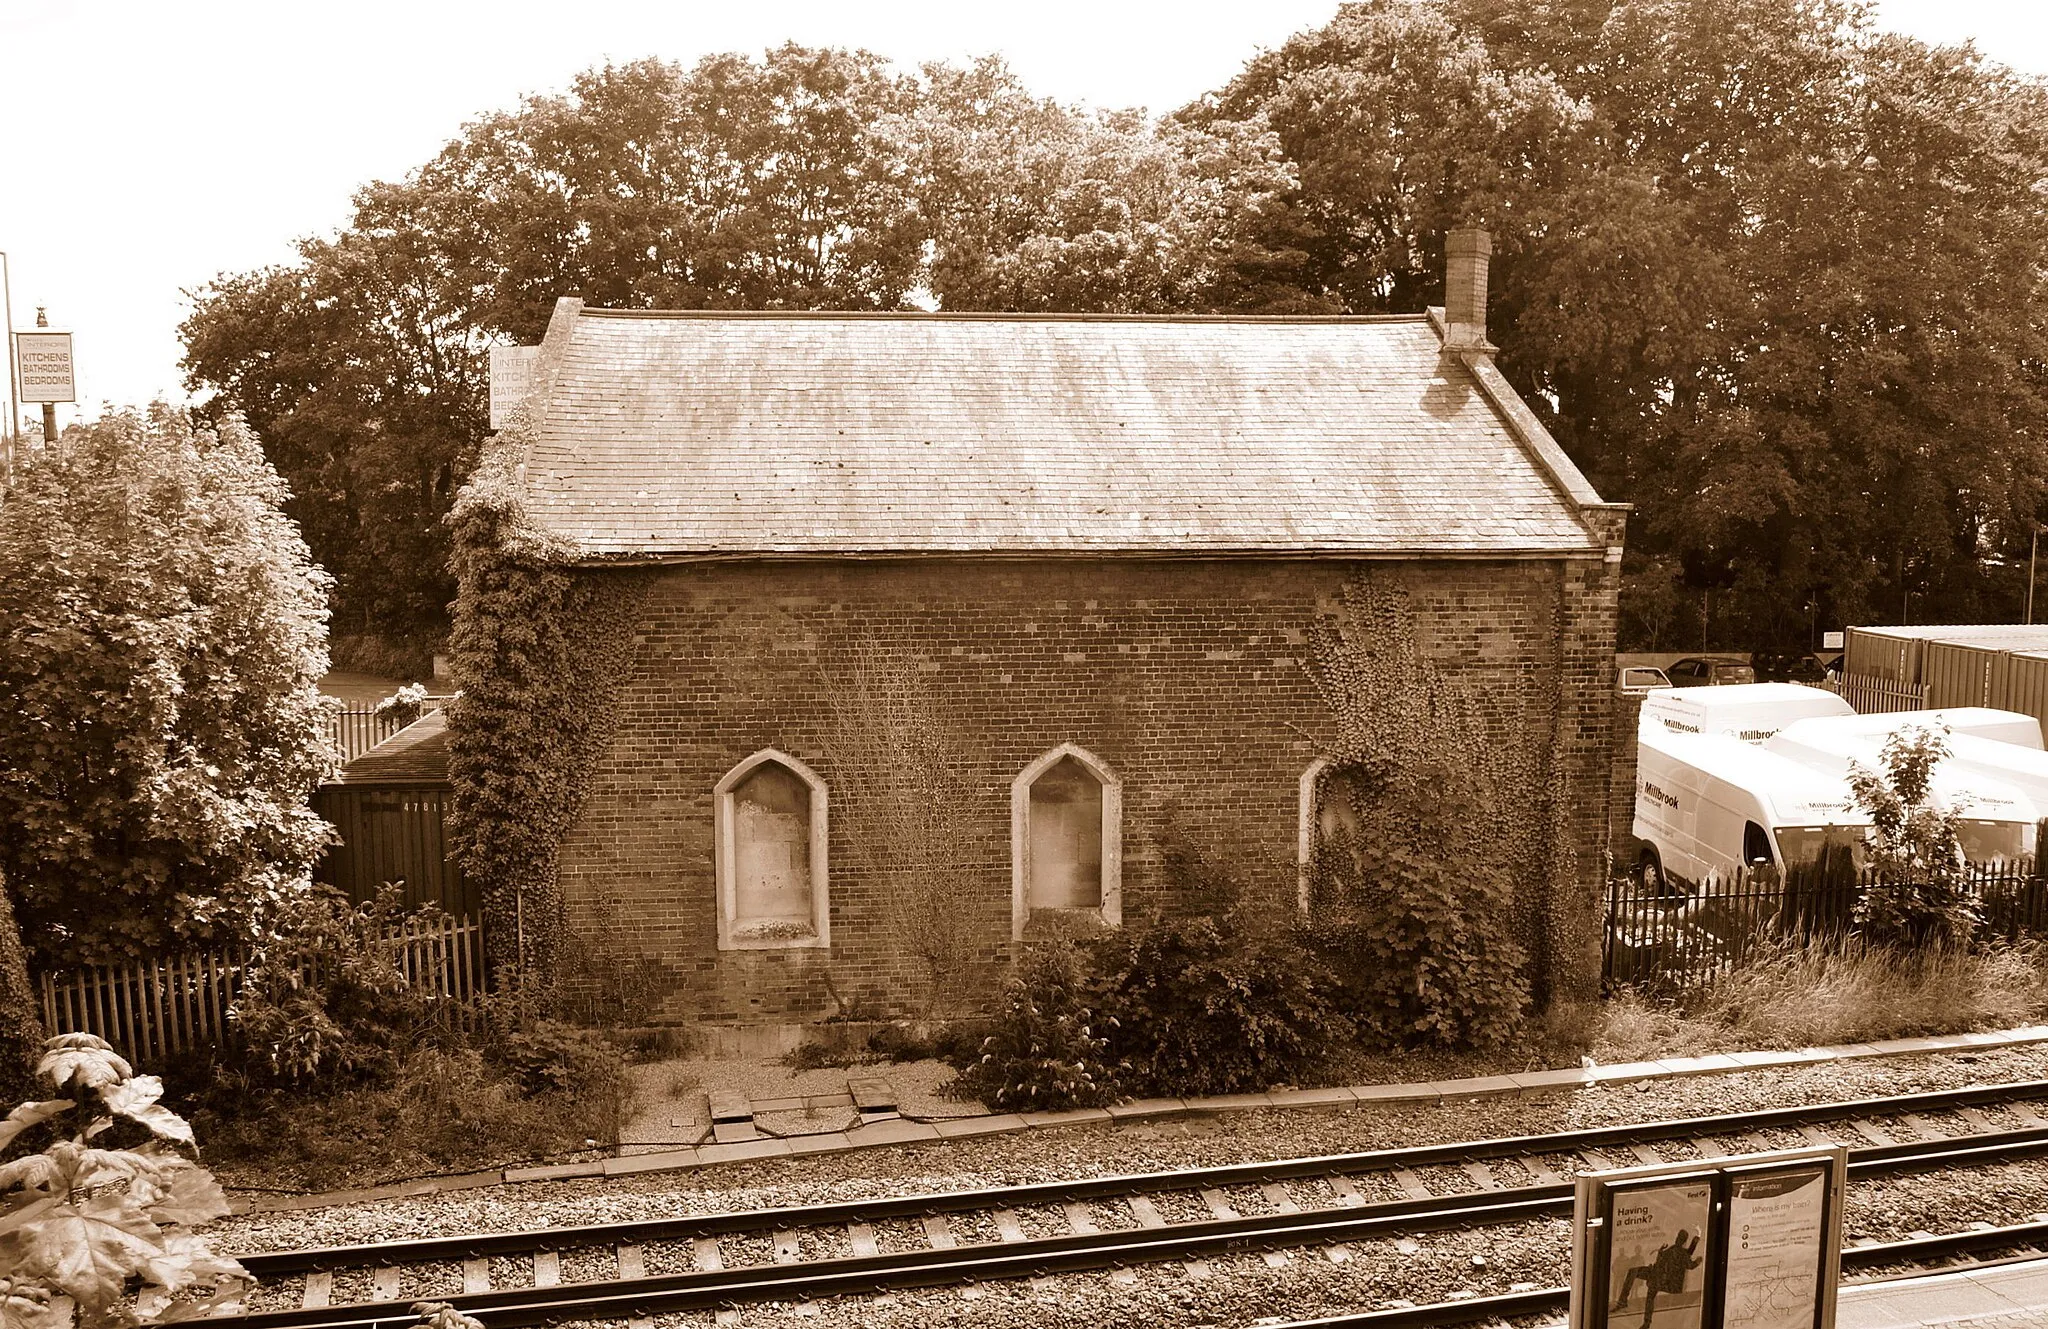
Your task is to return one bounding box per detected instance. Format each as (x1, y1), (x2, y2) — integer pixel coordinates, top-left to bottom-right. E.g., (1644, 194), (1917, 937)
(1841, 1258), (2048, 1327)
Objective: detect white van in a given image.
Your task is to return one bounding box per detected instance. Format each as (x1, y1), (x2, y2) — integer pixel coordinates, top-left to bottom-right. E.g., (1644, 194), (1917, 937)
(1634, 727), (1872, 889)
(1769, 707), (2043, 751)
(1764, 721), (2038, 864)
(1639, 682), (1855, 743)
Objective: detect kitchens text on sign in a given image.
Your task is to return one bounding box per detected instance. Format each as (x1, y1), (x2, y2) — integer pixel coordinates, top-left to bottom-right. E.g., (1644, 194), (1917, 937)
(16, 331), (75, 403)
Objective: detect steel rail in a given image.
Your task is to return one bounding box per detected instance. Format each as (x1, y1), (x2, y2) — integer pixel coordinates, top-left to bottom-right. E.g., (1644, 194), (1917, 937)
(236, 1077), (2048, 1278)
(210, 1124), (2048, 1329)
(1258, 1220), (2048, 1328)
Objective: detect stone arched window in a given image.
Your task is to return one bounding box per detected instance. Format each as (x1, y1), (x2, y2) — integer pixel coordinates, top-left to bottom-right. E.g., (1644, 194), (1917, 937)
(1011, 744), (1122, 939)
(1300, 757), (1368, 915)
(715, 750), (829, 950)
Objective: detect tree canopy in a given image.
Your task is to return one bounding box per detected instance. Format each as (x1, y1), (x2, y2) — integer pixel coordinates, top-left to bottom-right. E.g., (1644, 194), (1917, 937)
(0, 407), (335, 967)
(184, 7), (2048, 659)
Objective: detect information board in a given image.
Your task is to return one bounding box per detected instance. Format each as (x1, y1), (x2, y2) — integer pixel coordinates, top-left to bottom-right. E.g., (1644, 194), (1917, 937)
(489, 345), (539, 430)
(1571, 1147), (1844, 1329)
(16, 331), (74, 403)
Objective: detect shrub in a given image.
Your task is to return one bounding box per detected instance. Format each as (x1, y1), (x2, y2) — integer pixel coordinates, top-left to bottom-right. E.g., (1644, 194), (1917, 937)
(1307, 756), (1531, 1051)
(1849, 725), (1984, 949)
(375, 682), (430, 727)
(1091, 905), (1351, 1097)
(492, 1018), (620, 1096)
(952, 939), (1121, 1111)
(0, 1034), (244, 1326)
(229, 884), (457, 1085)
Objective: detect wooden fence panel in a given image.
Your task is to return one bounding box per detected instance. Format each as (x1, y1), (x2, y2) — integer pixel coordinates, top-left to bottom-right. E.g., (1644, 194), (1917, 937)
(36, 916), (485, 1060)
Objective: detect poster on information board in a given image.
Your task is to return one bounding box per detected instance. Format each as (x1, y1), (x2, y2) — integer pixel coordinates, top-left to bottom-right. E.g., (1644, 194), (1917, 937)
(1597, 1174), (1715, 1329)
(1570, 1147), (1844, 1329)
(1720, 1160), (1837, 1329)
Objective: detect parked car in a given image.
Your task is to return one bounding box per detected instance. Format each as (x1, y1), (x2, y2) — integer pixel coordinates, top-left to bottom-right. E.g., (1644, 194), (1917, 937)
(1619, 665), (1672, 695)
(1664, 656), (1757, 687)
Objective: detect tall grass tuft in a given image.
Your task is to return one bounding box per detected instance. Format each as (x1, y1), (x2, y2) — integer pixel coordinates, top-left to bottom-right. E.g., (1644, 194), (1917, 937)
(1593, 942), (2048, 1062)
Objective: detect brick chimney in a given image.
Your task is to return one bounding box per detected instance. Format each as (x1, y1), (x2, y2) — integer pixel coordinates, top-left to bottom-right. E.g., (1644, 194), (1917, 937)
(1443, 227), (1494, 351)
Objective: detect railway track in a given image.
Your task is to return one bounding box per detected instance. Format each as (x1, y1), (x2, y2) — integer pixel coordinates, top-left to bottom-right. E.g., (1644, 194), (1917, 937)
(214, 1080), (2048, 1329)
(1264, 1222), (2048, 1328)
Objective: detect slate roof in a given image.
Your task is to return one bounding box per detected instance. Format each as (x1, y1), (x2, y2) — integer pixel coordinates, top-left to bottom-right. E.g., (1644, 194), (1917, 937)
(513, 306), (1609, 558)
(326, 710), (449, 787)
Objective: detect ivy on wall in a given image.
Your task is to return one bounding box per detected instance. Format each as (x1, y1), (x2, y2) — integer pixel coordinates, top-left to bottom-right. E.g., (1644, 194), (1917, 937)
(1302, 574), (1575, 1045)
(445, 419), (648, 991)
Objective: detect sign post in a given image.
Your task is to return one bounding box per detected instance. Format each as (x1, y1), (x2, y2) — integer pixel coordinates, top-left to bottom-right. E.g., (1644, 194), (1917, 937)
(1571, 1147), (1846, 1329)
(17, 308), (74, 445)
(488, 345), (539, 431)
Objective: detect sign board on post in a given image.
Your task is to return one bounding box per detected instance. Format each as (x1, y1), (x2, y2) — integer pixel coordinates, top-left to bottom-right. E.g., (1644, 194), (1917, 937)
(488, 345), (539, 430)
(16, 331), (74, 403)
(1571, 1147), (1845, 1329)
(1822, 632), (1845, 651)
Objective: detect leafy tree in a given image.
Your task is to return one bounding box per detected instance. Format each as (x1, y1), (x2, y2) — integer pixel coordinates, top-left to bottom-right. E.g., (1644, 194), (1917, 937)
(1848, 725), (1984, 949)
(907, 56), (1298, 312)
(0, 407), (334, 967)
(1202, 0), (2048, 652)
(0, 1034), (244, 1328)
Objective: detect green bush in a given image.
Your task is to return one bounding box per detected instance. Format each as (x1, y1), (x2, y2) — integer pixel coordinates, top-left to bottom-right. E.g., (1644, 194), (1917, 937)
(1090, 904), (1351, 1097)
(228, 884), (458, 1086)
(1307, 757), (1531, 1051)
(952, 939), (1121, 1111)
(491, 1018), (619, 1096)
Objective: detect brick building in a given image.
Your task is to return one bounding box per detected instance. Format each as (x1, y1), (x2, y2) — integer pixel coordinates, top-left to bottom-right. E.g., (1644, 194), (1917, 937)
(471, 230), (1629, 1024)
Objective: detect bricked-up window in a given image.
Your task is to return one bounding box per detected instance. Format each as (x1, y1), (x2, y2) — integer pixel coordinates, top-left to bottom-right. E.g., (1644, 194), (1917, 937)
(1010, 744), (1122, 939)
(716, 750), (830, 950)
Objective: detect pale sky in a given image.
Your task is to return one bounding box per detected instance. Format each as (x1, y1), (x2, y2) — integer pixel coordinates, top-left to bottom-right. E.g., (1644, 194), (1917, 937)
(3, 0), (2044, 418)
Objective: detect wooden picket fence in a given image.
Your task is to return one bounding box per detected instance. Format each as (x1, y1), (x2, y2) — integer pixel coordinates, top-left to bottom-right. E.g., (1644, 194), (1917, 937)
(37, 914), (484, 1063)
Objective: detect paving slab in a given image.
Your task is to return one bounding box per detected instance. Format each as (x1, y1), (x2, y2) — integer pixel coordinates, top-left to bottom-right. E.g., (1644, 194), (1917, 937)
(1509, 1068), (1595, 1092)
(1106, 1097), (1188, 1120)
(1655, 1053), (1746, 1075)
(933, 1114), (1030, 1139)
(603, 1148), (701, 1177)
(693, 1138), (795, 1166)
(1587, 1061), (1668, 1083)
(1197, 1093), (1274, 1112)
(1351, 1081), (1442, 1103)
(1266, 1086), (1357, 1109)
(845, 1118), (941, 1147)
(503, 1161), (606, 1183)
(434, 1170), (510, 1192)
(1437, 1075), (1522, 1099)
(783, 1132), (855, 1156)
(1019, 1107), (1115, 1128)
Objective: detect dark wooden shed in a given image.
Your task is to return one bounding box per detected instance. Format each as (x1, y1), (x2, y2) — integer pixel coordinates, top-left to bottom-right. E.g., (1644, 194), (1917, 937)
(310, 709), (481, 919)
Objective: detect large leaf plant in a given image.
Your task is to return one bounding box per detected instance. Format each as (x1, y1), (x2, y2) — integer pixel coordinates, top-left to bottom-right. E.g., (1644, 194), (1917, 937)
(0, 1035), (245, 1328)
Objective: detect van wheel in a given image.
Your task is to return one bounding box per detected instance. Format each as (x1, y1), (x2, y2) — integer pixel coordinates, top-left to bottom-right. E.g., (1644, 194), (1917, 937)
(1639, 849), (1668, 895)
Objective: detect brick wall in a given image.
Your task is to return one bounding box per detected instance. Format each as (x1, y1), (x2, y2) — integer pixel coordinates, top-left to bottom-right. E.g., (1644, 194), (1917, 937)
(550, 554), (1621, 1023)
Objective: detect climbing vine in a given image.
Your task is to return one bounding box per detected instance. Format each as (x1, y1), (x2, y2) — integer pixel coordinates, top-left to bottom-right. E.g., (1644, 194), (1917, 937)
(1301, 575), (1547, 1048)
(445, 417), (648, 994)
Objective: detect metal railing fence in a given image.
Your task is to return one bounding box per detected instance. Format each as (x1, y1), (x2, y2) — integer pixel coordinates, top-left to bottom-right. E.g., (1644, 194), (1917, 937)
(1603, 861), (2048, 991)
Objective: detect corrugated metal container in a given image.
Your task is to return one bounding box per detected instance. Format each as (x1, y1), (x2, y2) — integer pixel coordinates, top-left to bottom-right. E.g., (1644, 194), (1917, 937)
(1845, 626), (1928, 684)
(1924, 640), (2008, 708)
(1998, 652), (2048, 736)
(1843, 625), (2048, 684)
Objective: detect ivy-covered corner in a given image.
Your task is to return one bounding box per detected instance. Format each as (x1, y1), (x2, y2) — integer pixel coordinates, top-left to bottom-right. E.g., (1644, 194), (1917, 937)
(1301, 574), (1579, 1050)
(445, 418), (649, 1002)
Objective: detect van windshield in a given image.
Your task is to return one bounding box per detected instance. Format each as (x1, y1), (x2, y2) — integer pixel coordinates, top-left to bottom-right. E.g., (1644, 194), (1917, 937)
(1956, 819), (2031, 865)
(1774, 826), (1866, 868)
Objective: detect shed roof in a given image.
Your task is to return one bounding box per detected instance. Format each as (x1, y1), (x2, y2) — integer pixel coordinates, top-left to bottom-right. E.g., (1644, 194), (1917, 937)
(325, 710), (449, 788)
(510, 303), (1612, 560)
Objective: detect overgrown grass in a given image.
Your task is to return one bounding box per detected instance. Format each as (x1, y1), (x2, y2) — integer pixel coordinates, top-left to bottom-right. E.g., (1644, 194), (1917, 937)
(192, 1046), (633, 1192)
(1593, 941), (2048, 1063)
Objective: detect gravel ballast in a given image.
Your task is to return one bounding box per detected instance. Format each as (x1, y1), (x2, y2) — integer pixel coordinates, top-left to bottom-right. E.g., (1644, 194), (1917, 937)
(222, 1043), (2046, 1256)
